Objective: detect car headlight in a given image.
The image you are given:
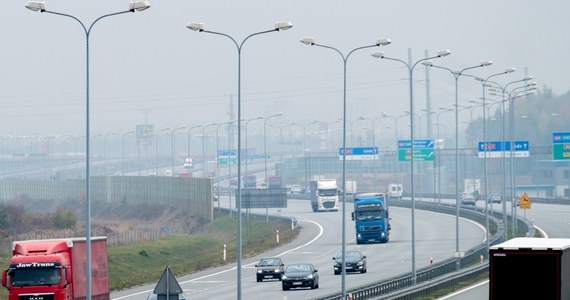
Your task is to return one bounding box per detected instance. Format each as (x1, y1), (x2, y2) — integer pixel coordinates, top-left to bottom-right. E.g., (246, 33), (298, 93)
(257, 270), (262, 274)
(357, 261), (364, 266)
(274, 269), (281, 273)
(282, 275), (287, 280)
(306, 274), (314, 279)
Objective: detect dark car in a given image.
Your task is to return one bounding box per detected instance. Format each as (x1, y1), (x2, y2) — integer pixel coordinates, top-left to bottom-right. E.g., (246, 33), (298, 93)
(333, 250), (367, 275)
(281, 263), (319, 290)
(255, 257), (284, 282)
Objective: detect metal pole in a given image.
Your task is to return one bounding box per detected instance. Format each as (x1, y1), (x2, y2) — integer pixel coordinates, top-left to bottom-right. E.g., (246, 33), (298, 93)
(26, 3), (148, 298)
(187, 22), (291, 299)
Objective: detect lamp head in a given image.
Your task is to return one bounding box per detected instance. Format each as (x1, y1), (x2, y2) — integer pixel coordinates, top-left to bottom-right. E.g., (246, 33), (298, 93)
(275, 21), (293, 31)
(25, 1), (46, 12)
(523, 75), (533, 81)
(376, 38), (391, 46)
(480, 60), (493, 67)
(504, 67), (516, 73)
(371, 51), (385, 59)
(436, 49), (451, 57)
(300, 37), (315, 45)
(129, 1), (150, 12)
(421, 60), (433, 67)
(186, 22), (204, 32)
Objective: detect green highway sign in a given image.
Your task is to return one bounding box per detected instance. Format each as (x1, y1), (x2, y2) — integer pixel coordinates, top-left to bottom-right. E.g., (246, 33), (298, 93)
(552, 132), (570, 160)
(397, 148), (434, 161)
(397, 139), (434, 161)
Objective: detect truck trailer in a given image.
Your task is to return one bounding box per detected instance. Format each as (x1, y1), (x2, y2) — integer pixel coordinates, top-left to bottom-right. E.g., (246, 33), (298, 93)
(309, 179), (339, 212)
(2, 236), (109, 300)
(489, 237), (570, 300)
(351, 193), (390, 244)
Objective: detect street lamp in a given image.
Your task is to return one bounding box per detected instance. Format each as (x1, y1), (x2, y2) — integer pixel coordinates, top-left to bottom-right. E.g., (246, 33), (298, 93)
(202, 123), (218, 177)
(155, 127), (170, 172)
(187, 124), (203, 166)
(434, 107), (454, 205)
(187, 22), (291, 298)
(477, 67), (516, 252)
(245, 116), (264, 182)
(380, 112), (407, 178)
(422, 60), (492, 268)
(170, 126), (187, 175)
(371, 48), (451, 283)
(25, 2), (150, 297)
(301, 36), (391, 298)
(103, 132), (118, 174)
(264, 113), (284, 184)
(122, 131), (135, 173)
(487, 76), (534, 239)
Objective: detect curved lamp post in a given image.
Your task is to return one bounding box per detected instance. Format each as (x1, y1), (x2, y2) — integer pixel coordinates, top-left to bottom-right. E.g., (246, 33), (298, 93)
(186, 124), (203, 166)
(155, 127), (171, 171)
(477, 67), (516, 253)
(422, 60), (492, 268)
(263, 113), (284, 184)
(25, 2), (150, 298)
(186, 21), (292, 300)
(201, 123), (218, 177)
(121, 131), (135, 173)
(371, 48), (451, 284)
(300, 36), (391, 298)
(170, 126), (187, 174)
(488, 76), (534, 239)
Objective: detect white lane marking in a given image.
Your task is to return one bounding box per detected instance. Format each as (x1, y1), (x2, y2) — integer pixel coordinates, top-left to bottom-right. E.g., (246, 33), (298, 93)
(437, 280), (488, 299)
(112, 218), (324, 300)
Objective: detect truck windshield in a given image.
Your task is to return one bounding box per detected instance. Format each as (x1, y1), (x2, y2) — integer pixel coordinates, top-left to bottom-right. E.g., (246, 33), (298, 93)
(318, 189), (338, 196)
(10, 268), (61, 287)
(355, 210), (386, 221)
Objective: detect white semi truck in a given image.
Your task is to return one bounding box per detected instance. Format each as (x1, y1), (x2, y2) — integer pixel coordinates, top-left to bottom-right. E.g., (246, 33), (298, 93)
(309, 179), (339, 212)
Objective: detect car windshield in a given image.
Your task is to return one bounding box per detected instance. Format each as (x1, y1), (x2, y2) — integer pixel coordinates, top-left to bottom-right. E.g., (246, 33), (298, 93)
(258, 259), (279, 266)
(318, 188), (337, 196)
(10, 268), (61, 287)
(336, 251), (361, 260)
(286, 264), (310, 273)
(355, 210), (386, 220)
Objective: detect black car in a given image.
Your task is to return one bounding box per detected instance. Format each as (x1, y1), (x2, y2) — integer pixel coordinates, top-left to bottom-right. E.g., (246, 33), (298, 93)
(255, 257), (284, 282)
(333, 250), (367, 275)
(281, 263), (319, 290)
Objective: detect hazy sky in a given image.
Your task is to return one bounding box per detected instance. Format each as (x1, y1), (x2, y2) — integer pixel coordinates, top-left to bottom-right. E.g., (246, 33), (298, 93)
(1, 0), (568, 138)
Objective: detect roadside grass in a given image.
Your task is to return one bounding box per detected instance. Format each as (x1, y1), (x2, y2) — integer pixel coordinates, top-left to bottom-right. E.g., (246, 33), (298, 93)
(108, 214), (299, 291)
(0, 214), (299, 296)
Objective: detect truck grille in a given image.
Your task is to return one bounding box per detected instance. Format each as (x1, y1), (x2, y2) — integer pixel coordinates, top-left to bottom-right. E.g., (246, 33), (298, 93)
(322, 201), (336, 208)
(360, 225), (382, 231)
(19, 294), (55, 300)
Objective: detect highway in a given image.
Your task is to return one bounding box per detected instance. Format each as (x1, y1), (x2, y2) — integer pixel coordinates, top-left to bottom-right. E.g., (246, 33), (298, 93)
(111, 198), (486, 300)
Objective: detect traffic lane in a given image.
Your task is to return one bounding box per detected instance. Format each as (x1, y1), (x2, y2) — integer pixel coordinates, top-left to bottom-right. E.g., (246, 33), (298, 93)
(111, 200), (486, 300)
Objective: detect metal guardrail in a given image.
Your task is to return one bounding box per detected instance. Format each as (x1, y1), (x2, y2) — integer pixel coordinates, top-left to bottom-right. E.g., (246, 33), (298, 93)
(312, 198), (522, 300)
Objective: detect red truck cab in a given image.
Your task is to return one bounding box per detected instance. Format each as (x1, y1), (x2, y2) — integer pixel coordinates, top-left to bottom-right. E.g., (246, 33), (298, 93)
(2, 237), (109, 300)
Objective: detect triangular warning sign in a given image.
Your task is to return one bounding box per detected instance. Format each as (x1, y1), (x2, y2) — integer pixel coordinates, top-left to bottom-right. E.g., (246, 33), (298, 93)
(153, 266), (183, 299)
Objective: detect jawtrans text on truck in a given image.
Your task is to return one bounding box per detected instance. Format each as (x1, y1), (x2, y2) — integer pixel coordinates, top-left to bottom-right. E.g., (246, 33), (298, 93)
(309, 179), (339, 212)
(2, 237), (109, 300)
(351, 193), (390, 244)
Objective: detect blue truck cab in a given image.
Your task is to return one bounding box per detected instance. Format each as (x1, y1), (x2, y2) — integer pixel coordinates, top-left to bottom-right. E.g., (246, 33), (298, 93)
(351, 193), (390, 244)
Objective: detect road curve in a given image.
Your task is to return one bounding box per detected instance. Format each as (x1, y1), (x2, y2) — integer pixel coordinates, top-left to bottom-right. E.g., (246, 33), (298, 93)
(111, 199), (485, 300)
